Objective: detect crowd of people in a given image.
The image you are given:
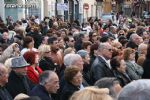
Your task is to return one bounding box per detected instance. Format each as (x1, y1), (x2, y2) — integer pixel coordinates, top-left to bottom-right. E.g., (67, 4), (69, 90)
(0, 14), (150, 100)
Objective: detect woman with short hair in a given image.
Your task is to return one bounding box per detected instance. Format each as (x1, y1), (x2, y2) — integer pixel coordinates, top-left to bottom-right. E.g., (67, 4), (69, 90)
(61, 66), (83, 100)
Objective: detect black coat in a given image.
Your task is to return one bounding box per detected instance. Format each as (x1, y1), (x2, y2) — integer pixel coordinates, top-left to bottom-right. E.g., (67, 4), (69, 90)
(29, 85), (53, 100)
(142, 59), (150, 78)
(0, 86), (13, 100)
(113, 70), (132, 87)
(5, 71), (33, 98)
(39, 57), (57, 71)
(60, 82), (80, 100)
(90, 56), (114, 84)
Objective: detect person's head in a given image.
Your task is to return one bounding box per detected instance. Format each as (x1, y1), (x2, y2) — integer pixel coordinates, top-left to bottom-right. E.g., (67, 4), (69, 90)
(23, 36), (34, 48)
(90, 43), (99, 56)
(64, 47), (75, 56)
(41, 36), (49, 45)
(48, 36), (59, 52)
(39, 71), (59, 94)
(130, 33), (142, 45)
(98, 42), (113, 60)
(118, 79), (150, 100)
(64, 66), (82, 87)
(70, 87), (113, 100)
(0, 63), (9, 87)
(10, 56), (29, 76)
(94, 77), (122, 98)
(138, 43), (148, 56)
(123, 48), (135, 61)
(100, 36), (112, 44)
(110, 57), (126, 73)
(64, 54), (84, 71)
(2, 29), (9, 40)
(38, 44), (51, 59)
(23, 51), (39, 65)
(77, 50), (90, 64)
(82, 41), (92, 54)
(64, 36), (75, 48)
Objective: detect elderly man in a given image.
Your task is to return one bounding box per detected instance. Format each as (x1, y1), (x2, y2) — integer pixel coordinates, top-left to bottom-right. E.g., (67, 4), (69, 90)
(0, 63), (13, 100)
(29, 71), (59, 100)
(91, 42), (114, 84)
(6, 56), (33, 98)
(127, 33), (143, 50)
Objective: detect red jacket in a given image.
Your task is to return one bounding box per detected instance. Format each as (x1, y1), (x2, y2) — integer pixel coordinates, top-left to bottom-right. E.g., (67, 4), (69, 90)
(27, 66), (43, 84)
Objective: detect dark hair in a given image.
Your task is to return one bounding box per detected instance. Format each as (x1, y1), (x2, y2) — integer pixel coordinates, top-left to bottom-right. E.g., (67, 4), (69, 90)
(48, 36), (57, 45)
(82, 41), (92, 49)
(39, 71), (54, 85)
(64, 66), (80, 83)
(94, 77), (120, 98)
(90, 43), (99, 56)
(23, 51), (38, 65)
(110, 56), (121, 70)
(23, 36), (33, 48)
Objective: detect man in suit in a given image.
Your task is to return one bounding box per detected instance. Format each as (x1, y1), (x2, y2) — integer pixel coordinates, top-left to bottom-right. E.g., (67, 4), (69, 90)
(6, 56), (33, 98)
(29, 71), (59, 100)
(91, 42), (114, 84)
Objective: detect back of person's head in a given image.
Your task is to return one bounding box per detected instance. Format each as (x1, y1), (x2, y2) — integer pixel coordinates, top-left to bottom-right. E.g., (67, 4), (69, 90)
(48, 36), (57, 45)
(118, 79), (150, 100)
(64, 54), (81, 67)
(70, 87), (113, 100)
(94, 77), (121, 98)
(39, 70), (53, 86)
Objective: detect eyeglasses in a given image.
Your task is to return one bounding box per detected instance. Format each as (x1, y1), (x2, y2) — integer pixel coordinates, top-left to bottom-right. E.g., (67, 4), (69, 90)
(105, 48), (113, 52)
(70, 40), (74, 42)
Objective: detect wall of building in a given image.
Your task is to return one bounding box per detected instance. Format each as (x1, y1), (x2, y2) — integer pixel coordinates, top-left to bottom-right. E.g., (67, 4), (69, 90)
(82, 0), (96, 22)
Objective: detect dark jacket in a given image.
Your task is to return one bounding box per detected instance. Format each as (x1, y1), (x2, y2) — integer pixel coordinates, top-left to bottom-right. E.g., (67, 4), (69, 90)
(60, 82), (80, 100)
(29, 85), (53, 100)
(125, 61), (143, 80)
(113, 70), (132, 87)
(90, 56), (114, 84)
(0, 86), (13, 100)
(142, 59), (150, 78)
(5, 71), (33, 98)
(39, 57), (57, 71)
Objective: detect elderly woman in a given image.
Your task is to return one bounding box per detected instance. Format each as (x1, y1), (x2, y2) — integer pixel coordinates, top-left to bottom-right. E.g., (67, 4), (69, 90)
(123, 48), (143, 80)
(110, 56), (132, 87)
(77, 50), (91, 84)
(23, 51), (42, 84)
(38, 44), (57, 71)
(61, 66), (83, 100)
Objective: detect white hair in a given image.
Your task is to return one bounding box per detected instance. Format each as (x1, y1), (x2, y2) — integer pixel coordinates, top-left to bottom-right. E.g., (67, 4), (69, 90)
(64, 54), (81, 67)
(118, 79), (150, 100)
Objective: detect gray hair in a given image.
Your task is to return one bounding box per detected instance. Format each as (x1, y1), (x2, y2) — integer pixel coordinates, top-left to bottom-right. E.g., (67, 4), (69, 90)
(77, 50), (88, 58)
(138, 43), (147, 54)
(64, 54), (81, 67)
(39, 71), (55, 86)
(98, 42), (109, 51)
(129, 33), (139, 41)
(118, 79), (150, 100)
